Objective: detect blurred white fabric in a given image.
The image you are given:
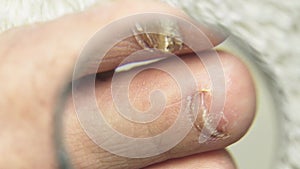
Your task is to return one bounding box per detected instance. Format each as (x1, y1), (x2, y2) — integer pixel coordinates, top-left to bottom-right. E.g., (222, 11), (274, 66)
(0, 0), (299, 168)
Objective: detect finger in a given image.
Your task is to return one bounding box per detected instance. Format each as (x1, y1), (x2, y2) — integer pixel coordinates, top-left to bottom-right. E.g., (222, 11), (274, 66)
(145, 149), (236, 169)
(64, 51), (256, 168)
(71, 0), (228, 74)
(0, 0), (227, 83)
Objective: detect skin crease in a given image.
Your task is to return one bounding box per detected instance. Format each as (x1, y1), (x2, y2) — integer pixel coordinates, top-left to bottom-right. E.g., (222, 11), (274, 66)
(0, 0), (255, 169)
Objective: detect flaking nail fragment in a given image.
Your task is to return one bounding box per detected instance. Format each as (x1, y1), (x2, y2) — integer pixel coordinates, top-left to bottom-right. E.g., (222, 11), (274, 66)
(188, 89), (230, 143)
(132, 19), (183, 53)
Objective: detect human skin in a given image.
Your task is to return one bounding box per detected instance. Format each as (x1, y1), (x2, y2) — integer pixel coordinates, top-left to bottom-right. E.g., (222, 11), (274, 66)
(0, 0), (255, 168)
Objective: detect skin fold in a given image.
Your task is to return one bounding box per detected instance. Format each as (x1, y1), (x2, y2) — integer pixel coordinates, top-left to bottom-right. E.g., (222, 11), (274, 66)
(0, 0), (256, 168)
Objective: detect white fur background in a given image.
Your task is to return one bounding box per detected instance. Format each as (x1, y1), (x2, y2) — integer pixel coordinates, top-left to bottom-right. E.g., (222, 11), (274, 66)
(0, 0), (299, 168)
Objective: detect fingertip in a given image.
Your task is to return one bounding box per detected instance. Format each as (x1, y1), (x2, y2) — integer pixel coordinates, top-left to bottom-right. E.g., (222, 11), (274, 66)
(218, 51), (256, 143)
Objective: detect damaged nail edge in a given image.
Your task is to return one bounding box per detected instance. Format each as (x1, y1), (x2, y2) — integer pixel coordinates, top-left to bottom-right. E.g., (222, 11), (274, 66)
(186, 89), (230, 144)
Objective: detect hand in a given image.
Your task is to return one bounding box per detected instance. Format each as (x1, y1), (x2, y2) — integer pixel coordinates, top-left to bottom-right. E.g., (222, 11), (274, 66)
(0, 0), (256, 168)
